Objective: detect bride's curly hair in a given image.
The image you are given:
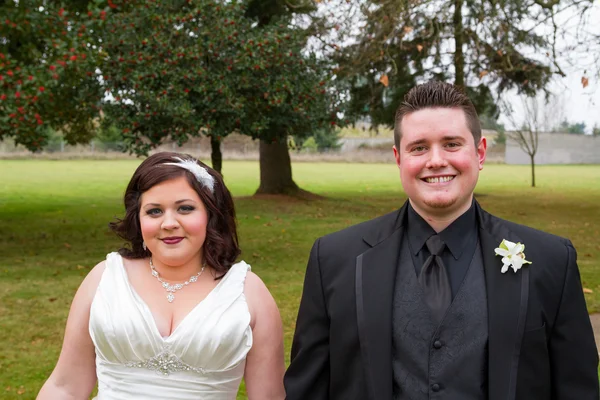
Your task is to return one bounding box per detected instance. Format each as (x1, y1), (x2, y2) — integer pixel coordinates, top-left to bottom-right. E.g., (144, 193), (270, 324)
(109, 151), (241, 277)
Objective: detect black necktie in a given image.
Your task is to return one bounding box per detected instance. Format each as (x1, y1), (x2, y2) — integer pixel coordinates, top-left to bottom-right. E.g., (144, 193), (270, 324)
(418, 235), (452, 324)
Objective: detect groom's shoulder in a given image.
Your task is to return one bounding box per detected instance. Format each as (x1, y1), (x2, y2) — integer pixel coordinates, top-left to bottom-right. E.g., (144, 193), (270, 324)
(317, 209), (400, 249)
(483, 208), (571, 247)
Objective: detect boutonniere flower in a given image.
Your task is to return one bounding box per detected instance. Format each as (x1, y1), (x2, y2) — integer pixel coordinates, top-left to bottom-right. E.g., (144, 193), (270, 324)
(494, 239), (532, 273)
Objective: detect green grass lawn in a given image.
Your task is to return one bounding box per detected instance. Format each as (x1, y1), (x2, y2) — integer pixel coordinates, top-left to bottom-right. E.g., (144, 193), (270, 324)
(0, 159), (599, 399)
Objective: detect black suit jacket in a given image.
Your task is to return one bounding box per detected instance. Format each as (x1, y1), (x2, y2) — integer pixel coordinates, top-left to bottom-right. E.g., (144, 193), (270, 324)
(284, 201), (599, 400)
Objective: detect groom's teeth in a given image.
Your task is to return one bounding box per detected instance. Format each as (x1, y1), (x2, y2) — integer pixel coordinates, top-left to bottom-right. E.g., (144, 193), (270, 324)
(425, 176), (453, 183)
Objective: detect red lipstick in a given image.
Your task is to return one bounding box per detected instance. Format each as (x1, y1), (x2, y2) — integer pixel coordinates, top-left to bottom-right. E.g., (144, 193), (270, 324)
(161, 237), (183, 245)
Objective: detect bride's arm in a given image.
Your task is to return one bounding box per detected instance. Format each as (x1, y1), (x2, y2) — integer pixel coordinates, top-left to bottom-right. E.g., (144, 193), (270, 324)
(37, 261), (106, 400)
(243, 271), (285, 400)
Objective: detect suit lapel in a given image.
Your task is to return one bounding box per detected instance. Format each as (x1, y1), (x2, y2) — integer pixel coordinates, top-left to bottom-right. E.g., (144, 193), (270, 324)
(356, 204), (407, 400)
(477, 203), (529, 400)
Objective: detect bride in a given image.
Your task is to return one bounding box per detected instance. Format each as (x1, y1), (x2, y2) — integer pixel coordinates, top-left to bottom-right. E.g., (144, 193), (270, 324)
(37, 152), (285, 399)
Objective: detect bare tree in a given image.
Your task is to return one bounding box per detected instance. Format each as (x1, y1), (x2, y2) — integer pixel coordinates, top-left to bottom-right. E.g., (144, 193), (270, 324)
(502, 94), (564, 187)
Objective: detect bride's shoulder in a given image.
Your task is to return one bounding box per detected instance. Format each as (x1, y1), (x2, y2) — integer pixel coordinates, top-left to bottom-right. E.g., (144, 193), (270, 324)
(240, 266), (280, 328)
(80, 257), (109, 291)
(65, 256), (110, 314)
(233, 260), (262, 293)
(79, 252), (124, 294)
(244, 270), (264, 292)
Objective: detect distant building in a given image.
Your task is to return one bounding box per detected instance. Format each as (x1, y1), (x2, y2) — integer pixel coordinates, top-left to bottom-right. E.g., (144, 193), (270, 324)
(506, 132), (600, 164)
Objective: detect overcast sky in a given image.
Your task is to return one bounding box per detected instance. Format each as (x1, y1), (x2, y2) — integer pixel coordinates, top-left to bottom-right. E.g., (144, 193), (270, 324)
(552, 73), (599, 131)
(499, 2), (600, 133)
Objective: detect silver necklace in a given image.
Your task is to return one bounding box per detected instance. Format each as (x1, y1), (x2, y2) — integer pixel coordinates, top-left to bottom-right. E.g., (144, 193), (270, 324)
(149, 258), (206, 303)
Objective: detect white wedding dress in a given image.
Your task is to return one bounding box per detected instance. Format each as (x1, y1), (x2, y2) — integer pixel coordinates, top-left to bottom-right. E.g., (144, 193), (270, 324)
(89, 252), (253, 399)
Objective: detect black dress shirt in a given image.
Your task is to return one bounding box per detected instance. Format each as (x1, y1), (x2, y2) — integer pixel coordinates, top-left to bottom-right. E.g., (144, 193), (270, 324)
(406, 201), (479, 298)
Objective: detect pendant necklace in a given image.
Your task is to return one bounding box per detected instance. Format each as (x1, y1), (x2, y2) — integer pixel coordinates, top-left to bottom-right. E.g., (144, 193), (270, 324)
(149, 258), (206, 303)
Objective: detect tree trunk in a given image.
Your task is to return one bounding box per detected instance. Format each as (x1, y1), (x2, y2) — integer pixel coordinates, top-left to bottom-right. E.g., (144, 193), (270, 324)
(453, 0), (465, 87)
(255, 138), (301, 195)
(530, 154), (536, 187)
(210, 136), (222, 175)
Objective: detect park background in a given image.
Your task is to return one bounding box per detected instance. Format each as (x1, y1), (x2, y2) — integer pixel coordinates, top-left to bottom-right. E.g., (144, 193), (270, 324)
(1, 0), (600, 398)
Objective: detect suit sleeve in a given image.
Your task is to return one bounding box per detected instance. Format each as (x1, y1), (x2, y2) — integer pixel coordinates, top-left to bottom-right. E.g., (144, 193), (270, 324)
(284, 238), (330, 400)
(550, 242), (599, 399)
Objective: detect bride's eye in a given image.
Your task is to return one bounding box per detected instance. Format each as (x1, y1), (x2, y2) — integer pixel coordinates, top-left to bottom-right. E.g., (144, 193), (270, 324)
(146, 208), (162, 216)
(179, 205), (195, 213)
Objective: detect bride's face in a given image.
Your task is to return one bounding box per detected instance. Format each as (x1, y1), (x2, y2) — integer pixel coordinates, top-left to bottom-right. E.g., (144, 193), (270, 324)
(139, 176), (208, 268)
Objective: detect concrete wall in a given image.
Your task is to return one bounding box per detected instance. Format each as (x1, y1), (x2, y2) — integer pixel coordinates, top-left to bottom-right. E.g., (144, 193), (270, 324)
(506, 132), (600, 164)
(338, 137), (394, 151)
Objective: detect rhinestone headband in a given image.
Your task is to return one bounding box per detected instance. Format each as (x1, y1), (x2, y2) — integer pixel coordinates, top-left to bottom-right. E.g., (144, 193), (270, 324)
(163, 157), (215, 193)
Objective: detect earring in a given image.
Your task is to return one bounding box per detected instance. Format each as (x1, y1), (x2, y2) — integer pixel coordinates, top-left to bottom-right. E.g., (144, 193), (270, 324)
(142, 242), (147, 251)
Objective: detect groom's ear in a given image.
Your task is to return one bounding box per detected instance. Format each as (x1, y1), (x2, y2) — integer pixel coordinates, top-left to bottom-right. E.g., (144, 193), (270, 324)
(393, 145), (401, 168)
(476, 137), (487, 170)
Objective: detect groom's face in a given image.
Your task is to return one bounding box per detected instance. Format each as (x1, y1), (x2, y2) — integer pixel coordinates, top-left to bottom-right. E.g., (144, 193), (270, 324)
(393, 107), (486, 219)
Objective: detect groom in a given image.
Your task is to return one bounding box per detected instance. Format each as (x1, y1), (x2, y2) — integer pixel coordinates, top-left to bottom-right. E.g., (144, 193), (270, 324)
(284, 81), (599, 399)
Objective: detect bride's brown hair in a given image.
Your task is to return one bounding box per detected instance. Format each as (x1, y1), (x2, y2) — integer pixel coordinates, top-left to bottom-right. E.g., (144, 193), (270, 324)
(109, 152), (241, 277)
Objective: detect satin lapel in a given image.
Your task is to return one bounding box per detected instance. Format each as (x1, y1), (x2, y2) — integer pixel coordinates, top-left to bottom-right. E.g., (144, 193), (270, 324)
(478, 206), (529, 400)
(356, 227), (404, 400)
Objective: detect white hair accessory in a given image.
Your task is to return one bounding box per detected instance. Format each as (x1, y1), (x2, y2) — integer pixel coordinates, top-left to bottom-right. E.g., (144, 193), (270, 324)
(163, 157), (215, 193)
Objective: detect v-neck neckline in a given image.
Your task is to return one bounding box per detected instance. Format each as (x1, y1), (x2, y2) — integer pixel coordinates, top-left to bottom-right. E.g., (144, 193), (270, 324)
(116, 254), (230, 341)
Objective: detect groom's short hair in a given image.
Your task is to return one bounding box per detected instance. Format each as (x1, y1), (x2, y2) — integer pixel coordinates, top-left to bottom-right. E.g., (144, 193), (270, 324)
(393, 81), (481, 149)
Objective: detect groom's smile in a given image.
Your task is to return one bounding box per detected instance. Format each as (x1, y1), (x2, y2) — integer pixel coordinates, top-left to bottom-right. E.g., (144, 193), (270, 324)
(421, 175), (455, 184)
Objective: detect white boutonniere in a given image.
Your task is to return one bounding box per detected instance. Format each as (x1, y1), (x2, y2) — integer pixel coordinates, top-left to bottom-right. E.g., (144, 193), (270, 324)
(494, 239), (532, 273)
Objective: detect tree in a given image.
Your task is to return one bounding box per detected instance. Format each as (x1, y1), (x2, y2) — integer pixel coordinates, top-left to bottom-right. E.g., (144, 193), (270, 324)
(335, 0), (590, 130)
(555, 120), (586, 134)
(503, 93), (562, 187)
(97, 0), (341, 194)
(567, 122), (586, 134)
(480, 113), (506, 144)
(0, 1), (103, 151)
(593, 124), (600, 137)
(2, 0), (343, 196)
(245, 0), (344, 195)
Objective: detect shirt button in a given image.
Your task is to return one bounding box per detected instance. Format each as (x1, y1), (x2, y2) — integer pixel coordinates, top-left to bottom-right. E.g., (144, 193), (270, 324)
(431, 383), (440, 392)
(433, 340), (442, 349)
